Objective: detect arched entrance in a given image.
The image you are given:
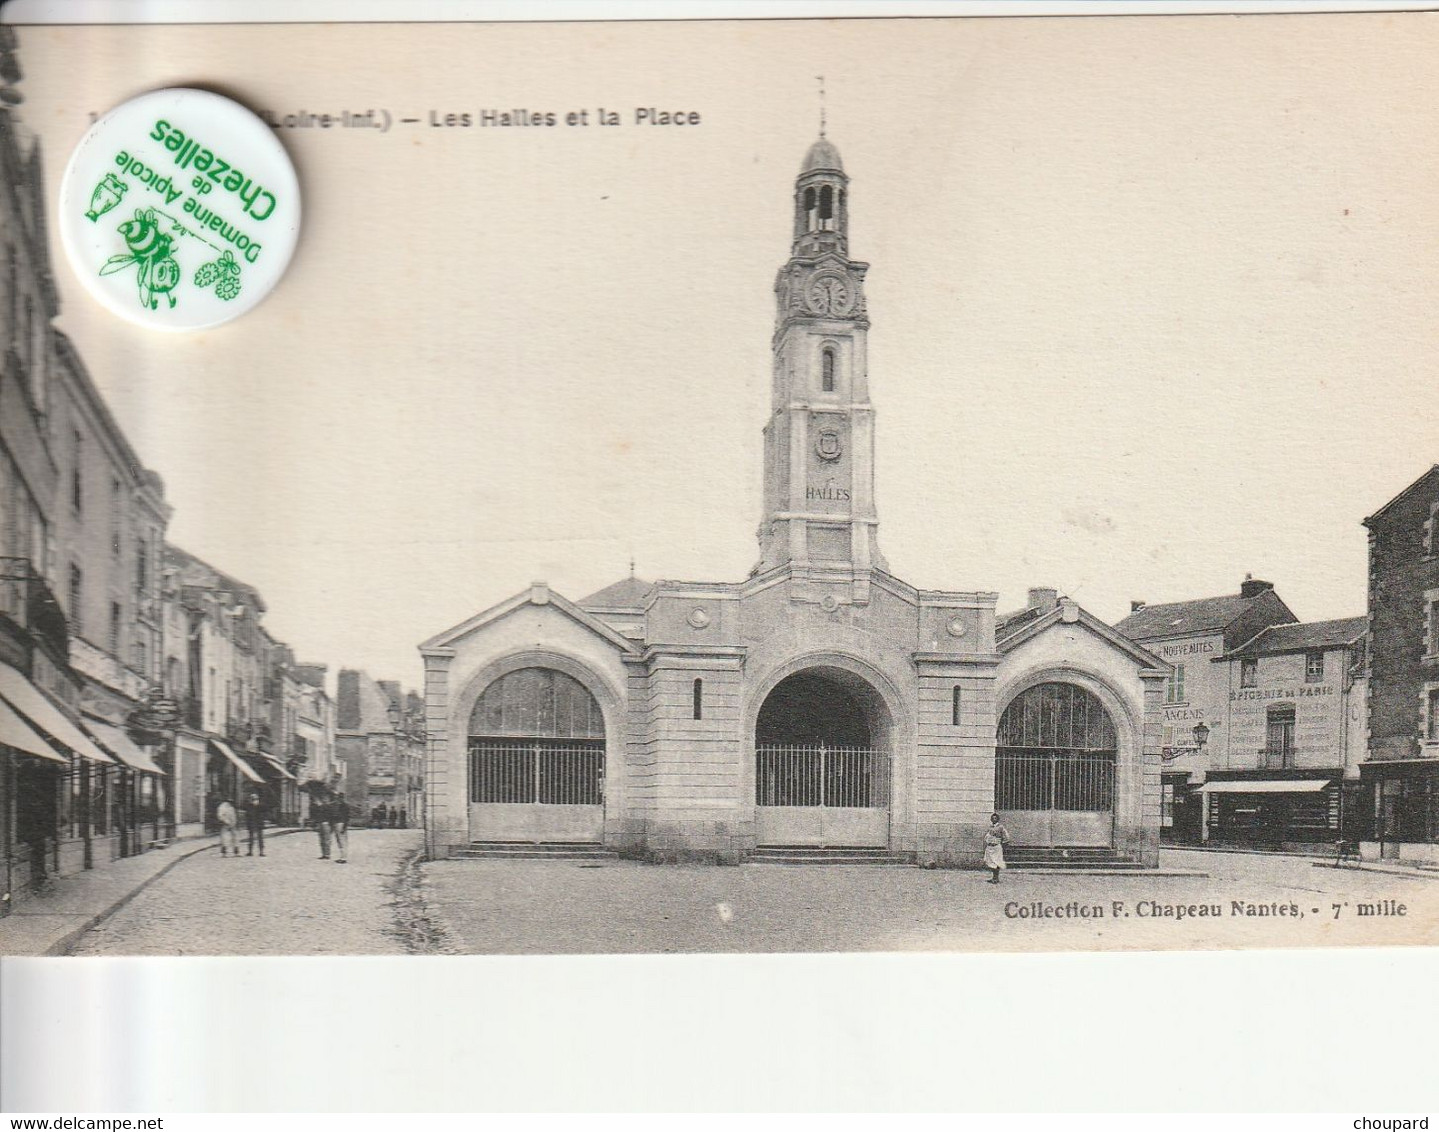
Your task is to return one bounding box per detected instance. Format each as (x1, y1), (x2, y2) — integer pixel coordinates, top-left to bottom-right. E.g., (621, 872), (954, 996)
(996, 681), (1117, 848)
(754, 668), (891, 847)
(467, 667), (606, 843)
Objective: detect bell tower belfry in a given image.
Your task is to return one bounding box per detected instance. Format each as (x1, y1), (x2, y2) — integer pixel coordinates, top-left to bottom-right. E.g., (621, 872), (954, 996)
(755, 135), (886, 601)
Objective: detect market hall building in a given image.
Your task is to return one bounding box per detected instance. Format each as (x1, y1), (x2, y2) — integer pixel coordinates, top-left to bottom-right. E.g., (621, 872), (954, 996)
(419, 137), (1170, 866)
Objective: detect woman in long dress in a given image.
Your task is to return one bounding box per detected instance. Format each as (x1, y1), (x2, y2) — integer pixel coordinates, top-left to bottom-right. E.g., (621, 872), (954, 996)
(983, 812), (1010, 884)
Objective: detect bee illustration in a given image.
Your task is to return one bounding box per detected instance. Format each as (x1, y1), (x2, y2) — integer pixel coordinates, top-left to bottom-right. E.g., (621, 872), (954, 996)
(100, 208), (181, 310)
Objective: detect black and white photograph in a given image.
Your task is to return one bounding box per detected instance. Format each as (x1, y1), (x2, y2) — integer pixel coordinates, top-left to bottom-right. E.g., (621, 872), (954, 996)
(1, 10), (1438, 966)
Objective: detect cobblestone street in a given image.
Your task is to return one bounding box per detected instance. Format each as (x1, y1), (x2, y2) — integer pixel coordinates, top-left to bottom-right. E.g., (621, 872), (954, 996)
(420, 849), (1439, 954)
(72, 829), (425, 956)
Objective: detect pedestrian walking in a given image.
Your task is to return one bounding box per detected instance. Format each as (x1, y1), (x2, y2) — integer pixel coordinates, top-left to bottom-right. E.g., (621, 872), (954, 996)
(388, 806), (399, 828)
(242, 790), (266, 857)
(398, 806), (407, 829)
(312, 793), (333, 859)
(331, 792), (350, 863)
(374, 802), (388, 829)
(215, 796), (239, 858)
(982, 812), (1010, 884)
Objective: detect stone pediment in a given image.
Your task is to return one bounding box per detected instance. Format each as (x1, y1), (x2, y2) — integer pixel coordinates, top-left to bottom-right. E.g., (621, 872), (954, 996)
(997, 600), (1169, 675)
(418, 582), (641, 657)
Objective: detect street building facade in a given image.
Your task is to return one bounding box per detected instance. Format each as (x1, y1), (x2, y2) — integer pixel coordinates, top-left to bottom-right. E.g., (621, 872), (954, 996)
(1205, 617), (1367, 849)
(0, 47), (354, 907)
(1116, 578), (1297, 845)
(292, 662), (337, 821)
(1, 37), (174, 904)
(420, 136), (1169, 867)
(1361, 464), (1439, 863)
(160, 545), (352, 834)
(1117, 582), (1368, 850)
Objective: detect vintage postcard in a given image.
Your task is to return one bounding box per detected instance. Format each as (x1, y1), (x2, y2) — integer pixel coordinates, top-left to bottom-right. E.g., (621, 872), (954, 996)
(1, 12), (1437, 956)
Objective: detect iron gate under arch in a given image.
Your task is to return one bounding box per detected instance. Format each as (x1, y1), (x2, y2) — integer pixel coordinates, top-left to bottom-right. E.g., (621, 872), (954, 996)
(755, 743), (889, 809)
(466, 666), (606, 842)
(753, 669), (891, 847)
(996, 681), (1117, 847)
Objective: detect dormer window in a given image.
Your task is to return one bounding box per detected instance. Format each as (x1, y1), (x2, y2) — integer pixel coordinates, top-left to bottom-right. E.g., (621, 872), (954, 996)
(821, 347), (836, 392)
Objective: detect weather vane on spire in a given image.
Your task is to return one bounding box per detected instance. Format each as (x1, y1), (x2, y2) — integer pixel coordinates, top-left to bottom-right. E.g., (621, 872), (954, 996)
(816, 74), (826, 138)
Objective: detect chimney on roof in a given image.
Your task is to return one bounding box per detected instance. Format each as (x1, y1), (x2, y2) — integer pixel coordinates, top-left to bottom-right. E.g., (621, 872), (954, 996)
(1240, 575), (1274, 600)
(1130, 601), (1146, 613)
(1027, 587), (1059, 611)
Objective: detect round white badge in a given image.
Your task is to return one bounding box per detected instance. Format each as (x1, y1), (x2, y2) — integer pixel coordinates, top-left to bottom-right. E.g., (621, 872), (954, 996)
(58, 88), (300, 331)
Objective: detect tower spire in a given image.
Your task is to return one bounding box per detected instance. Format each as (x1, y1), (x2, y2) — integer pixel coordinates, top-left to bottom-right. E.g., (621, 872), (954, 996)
(756, 133), (884, 596)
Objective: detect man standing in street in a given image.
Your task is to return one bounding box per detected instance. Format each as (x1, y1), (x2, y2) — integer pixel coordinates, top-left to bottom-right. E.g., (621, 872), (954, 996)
(331, 792), (350, 864)
(215, 796), (239, 858)
(312, 791), (332, 860)
(242, 790), (266, 857)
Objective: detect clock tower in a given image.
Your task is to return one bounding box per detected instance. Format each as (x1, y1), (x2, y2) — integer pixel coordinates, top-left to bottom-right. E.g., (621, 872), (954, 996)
(755, 135), (887, 601)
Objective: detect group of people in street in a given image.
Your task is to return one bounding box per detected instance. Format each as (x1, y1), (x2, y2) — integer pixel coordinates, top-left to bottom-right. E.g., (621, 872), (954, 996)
(310, 791), (351, 863)
(368, 802), (408, 829)
(213, 790), (268, 858)
(210, 784), (399, 865)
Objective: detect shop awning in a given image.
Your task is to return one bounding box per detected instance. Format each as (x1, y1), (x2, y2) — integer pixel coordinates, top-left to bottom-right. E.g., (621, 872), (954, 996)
(245, 749), (297, 782)
(207, 738), (264, 784)
(1359, 759), (1439, 780)
(0, 695), (68, 764)
(1199, 779), (1331, 794)
(83, 717), (165, 776)
(0, 662), (115, 764)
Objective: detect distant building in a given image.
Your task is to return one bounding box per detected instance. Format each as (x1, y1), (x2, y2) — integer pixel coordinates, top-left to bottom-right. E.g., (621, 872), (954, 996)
(292, 662), (337, 819)
(335, 669), (424, 826)
(163, 546), (307, 832)
(1116, 577), (1297, 844)
(1361, 465), (1439, 863)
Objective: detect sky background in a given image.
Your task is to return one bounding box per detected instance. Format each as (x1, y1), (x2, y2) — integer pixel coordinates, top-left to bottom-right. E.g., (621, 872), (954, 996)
(15, 14), (1439, 691)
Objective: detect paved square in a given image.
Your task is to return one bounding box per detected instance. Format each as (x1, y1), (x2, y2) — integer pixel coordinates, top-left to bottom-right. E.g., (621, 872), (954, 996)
(421, 850), (1439, 954)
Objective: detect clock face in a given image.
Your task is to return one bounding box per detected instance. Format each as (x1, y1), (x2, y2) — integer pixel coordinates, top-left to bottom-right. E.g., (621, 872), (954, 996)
(806, 274), (853, 316)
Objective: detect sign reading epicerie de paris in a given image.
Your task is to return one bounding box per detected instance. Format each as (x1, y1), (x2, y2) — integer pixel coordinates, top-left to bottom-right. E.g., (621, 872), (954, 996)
(59, 88), (301, 331)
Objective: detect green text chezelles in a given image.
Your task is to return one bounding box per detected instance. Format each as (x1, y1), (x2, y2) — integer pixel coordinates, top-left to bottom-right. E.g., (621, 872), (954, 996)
(149, 119), (278, 221)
